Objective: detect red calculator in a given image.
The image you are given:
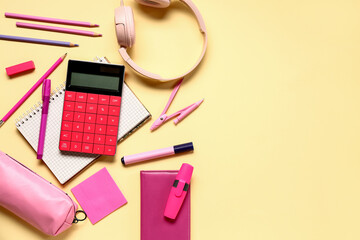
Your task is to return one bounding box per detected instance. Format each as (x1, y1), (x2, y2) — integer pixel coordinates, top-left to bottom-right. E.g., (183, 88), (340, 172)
(59, 60), (125, 156)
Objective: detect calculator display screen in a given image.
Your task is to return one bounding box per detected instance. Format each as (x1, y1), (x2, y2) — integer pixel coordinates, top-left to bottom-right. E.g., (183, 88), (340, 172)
(71, 72), (120, 91)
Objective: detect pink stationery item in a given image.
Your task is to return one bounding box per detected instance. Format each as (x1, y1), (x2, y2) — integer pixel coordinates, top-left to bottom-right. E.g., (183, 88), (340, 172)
(141, 170), (190, 240)
(17, 22), (102, 37)
(6, 60), (35, 76)
(121, 142), (194, 165)
(164, 163), (193, 219)
(37, 79), (51, 159)
(71, 168), (127, 224)
(5, 12), (99, 27)
(0, 150), (81, 236)
(150, 78), (204, 131)
(0, 53), (66, 127)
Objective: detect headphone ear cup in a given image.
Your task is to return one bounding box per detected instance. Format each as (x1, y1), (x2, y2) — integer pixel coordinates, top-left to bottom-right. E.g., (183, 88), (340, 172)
(135, 0), (170, 8)
(124, 6), (136, 48)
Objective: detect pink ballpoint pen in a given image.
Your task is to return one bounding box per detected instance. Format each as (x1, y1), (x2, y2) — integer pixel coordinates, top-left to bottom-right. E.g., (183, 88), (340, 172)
(150, 79), (204, 131)
(37, 79), (51, 160)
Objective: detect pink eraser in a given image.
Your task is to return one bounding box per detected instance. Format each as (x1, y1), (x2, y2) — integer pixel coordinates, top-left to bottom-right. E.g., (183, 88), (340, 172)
(6, 61), (35, 76)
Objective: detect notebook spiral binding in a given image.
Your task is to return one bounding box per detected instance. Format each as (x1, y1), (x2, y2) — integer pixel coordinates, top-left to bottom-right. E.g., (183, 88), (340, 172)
(15, 83), (65, 127)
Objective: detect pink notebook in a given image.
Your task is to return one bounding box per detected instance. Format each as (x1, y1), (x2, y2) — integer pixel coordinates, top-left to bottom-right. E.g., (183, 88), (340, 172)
(141, 171), (191, 240)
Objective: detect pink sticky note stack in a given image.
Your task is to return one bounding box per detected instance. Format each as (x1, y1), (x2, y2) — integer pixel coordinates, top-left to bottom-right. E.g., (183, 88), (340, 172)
(71, 168), (127, 224)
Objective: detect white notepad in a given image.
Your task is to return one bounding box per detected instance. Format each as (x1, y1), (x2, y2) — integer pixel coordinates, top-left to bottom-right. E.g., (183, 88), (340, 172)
(16, 58), (151, 184)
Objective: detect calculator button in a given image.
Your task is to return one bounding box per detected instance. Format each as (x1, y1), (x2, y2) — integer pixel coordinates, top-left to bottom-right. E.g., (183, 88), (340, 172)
(97, 105), (109, 115)
(72, 132), (83, 142)
(76, 92), (87, 102)
(95, 124), (107, 134)
(86, 104), (97, 114)
(65, 91), (76, 101)
(106, 126), (118, 136)
(87, 94), (98, 104)
(83, 133), (94, 143)
(75, 102), (86, 112)
(60, 131), (71, 141)
(63, 101), (75, 111)
(94, 134), (106, 144)
(82, 143), (93, 153)
(72, 122), (84, 132)
(107, 116), (119, 126)
(62, 111), (74, 121)
(110, 96), (121, 106)
(98, 95), (110, 104)
(85, 113), (96, 124)
(96, 115), (108, 125)
(109, 106), (120, 116)
(62, 121), (72, 131)
(84, 123), (95, 133)
(59, 141), (70, 151)
(104, 145), (116, 156)
(74, 112), (85, 122)
(70, 142), (82, 152)
(105, 136), (117, 145)
(93, 144), (104, 154)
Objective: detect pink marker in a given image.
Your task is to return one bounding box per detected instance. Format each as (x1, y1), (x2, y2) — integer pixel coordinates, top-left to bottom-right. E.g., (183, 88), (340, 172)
(164, 163), (194, 220)
(37, 79), (51, 160)
(121, 142), (194, 165)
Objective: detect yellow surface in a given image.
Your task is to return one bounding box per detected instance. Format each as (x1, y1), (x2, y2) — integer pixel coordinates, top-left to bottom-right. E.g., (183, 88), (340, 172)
(1, 0), (360, 239)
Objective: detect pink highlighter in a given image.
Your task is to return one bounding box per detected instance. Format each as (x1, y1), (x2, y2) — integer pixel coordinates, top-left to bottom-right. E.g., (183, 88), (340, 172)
(164, 163), (194, 220)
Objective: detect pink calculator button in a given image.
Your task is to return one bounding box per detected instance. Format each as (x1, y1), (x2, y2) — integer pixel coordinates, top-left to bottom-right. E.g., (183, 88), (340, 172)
(97, 105), (109, 115)
(110, 96), (121, 106)
(94, 134), (105, 144)
(83, 133), (94, 143)
(87, 94), (98, 103)
(59, 141), (70, 151)
(82, 143), (93, 153)
(104, 145), (116, 155)
(74, 112), (85, 122)
(65, 91), (76, 101)
(95, 124), (107, 134)
(93, 144), (104, 154)
(75, 102), (86, 112)
(98, 95), (110, 104)
(62, 121), (73, 131)
(72, 132), (83, 142)
(63, 101), (75, 111)
(105, 136), (117, 145)
(72, 122), (84, 132)
(60, 131), (71, 141)
(84, 123), (95, 133)
(107, 116), (119, 126)
(70, 142), (82, 152)
(106, 126), (118, 136)
(62, 111), (74, 121)
(85, 113), (96, 123)
(109, 106), (120, 116)
(96, 115), (108, 124)
(86, 104), (97, 114)
(76, 92), (87, 102)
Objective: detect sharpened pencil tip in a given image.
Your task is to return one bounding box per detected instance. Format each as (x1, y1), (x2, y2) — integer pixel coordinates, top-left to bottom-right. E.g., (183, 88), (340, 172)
(75, 44), (79, 47)
(94, 24), (99, 27)
(61, 53), (68, 59)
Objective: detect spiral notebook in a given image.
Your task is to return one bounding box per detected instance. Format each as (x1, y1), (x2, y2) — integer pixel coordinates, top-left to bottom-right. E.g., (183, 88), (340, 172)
(16, 57), (151, 184)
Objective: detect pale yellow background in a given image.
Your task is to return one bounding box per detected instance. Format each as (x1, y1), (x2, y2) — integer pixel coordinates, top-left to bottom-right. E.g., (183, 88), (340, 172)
(1, 0), (360, 239)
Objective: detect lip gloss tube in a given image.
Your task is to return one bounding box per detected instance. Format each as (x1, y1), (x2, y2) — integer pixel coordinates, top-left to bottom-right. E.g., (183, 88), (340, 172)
(121, 142), (194, 165)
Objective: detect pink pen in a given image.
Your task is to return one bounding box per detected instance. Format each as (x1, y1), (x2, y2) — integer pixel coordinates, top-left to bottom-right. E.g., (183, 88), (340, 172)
(37, 79), (51, 160)
(164, 163), (194, 220)
(121, 142), (194, 165)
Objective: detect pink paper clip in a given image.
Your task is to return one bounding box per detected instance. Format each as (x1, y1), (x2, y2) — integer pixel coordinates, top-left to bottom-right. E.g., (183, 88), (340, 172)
(150, 79), (204, 131)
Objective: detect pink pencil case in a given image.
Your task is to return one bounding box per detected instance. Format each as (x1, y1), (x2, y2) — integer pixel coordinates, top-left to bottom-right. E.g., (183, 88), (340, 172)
(0, 150), (81, 236)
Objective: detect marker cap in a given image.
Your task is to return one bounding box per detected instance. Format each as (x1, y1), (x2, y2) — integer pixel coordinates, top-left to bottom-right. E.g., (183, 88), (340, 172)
(176, 163), (193, 183)
(174, 142), (194, 154)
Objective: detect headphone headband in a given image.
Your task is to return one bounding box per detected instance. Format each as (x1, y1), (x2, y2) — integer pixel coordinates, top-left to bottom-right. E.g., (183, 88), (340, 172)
(116, 0), (207, 82)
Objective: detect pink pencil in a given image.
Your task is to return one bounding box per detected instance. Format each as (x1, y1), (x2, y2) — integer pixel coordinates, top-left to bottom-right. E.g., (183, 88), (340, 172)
(0, 53), (67, 127)
(17, 22), (102, 37)
(5, 12), (99, 27)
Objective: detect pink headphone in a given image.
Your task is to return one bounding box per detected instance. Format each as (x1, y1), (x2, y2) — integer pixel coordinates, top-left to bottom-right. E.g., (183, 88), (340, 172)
(115, 0), (208, 82)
